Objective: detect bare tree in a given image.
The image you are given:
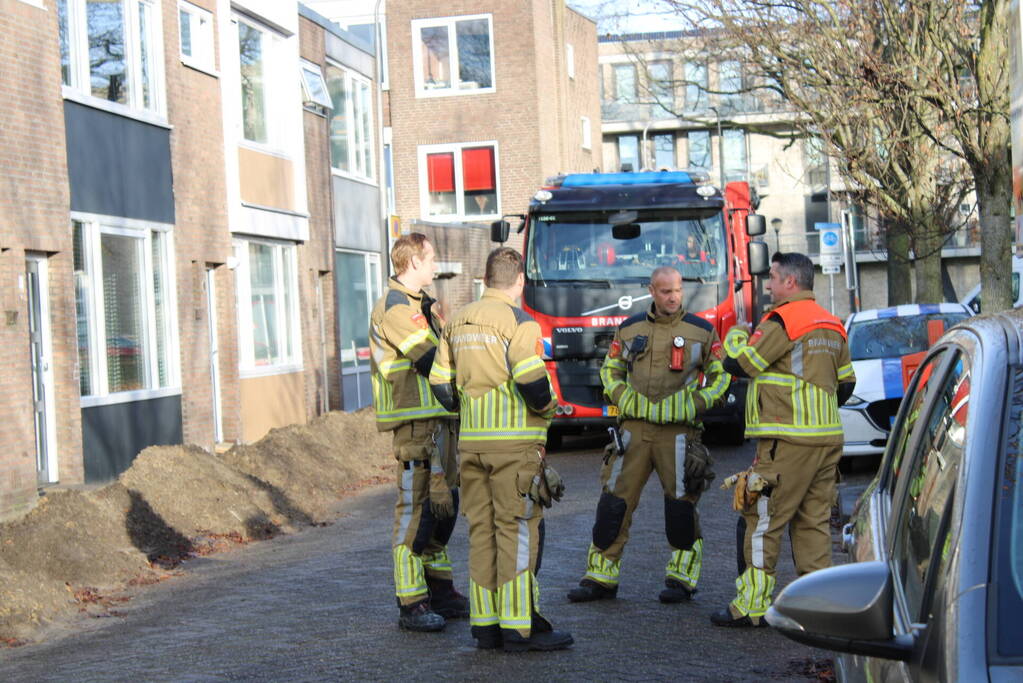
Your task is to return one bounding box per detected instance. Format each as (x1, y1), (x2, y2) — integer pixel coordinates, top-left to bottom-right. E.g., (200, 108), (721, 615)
(642, 0), (1004, 304)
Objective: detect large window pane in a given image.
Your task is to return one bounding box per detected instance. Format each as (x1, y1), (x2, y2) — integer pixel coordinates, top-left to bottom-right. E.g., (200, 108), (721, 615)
(618, 135), (639, 172)
(88, 0), (128, 104)
(249, 243), (278, 365)
(138, 1), (153, 109)
(73, 221), (93, 396)
(358, 80), (373, 176)
(688, 130), (711, 169)
(58, 0), (71, 86)
(102, 233), (147, 393)
(649, 61), (672, 103)
(151, 231), (169, 387)
(723, 128), (747, 182)
(719, 60), (742, 111)
(179, 8), (192, 57)
(336, 251), (370, 369)
(614, 64), (636, 103)
(654, 134), (675, 169)
(456, 18), (491, 89)
(684, 62), (706, 111)
(327, 64), (350, 171)
(282, 247), (295, 361)
(420, 25), (450, 89)
(239, 22), (267, 143)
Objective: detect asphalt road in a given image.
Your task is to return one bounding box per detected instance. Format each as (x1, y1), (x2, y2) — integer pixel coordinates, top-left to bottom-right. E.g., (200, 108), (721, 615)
(0, 435), (875, 682)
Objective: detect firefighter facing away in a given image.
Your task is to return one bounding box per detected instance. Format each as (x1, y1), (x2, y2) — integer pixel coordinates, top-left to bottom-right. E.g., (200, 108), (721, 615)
(368, 233), (468, 632)
(713, 252), (855, 627)
(567, 266), (730, 604)
(429, 247), (573, 652)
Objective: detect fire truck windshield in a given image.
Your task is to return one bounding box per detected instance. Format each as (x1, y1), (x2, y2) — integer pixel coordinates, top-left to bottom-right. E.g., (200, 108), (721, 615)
(525, 209), (727, 284)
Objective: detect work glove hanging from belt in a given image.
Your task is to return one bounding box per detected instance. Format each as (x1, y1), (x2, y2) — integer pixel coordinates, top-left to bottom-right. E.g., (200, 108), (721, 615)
(528, 447), (565, 508)
(429, 471), (455, 518)
(683, 440), (716, 495)
(720, 468), (772, 511)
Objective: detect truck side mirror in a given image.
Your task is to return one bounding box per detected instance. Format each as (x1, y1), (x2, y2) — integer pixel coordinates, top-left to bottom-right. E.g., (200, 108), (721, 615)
(748, 240), (770, 275)
(490, 220), (510, 243)
(612, 223), (641, 240)
(746, 214), (766, 237)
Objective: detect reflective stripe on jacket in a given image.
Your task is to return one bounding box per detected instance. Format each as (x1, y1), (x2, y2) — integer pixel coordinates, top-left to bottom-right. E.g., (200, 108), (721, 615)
(430, 288), (555, 450)
(725, 292), (855, 446)
(600, 304), (729, 426)
(369, 278), (454, 430)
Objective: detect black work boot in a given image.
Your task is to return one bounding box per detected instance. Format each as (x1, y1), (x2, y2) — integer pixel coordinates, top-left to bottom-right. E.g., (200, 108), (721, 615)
(501, 626), (574, 653)
(427, 578), (469, 619)
(710, 605), (768, 628)
(398, 600), (445, 632)
(566, 579), (618, 603)
(658, 578), (697, 603)
(471, 624), (502, 650)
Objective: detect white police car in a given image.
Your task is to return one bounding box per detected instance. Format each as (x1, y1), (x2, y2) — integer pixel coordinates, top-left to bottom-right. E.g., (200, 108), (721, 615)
(840, 303), (972, 457)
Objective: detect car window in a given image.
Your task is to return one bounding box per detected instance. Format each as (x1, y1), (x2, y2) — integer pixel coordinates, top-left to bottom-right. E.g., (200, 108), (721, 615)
(848, 313), (969, 361)
(994, 365), (1023, 656)
(890, 352), (969, 621)
(883, 350), (949, 496)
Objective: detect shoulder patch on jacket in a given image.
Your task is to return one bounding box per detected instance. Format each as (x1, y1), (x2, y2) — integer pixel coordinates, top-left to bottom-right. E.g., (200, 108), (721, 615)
(385, 289), (409, 310)
(682, 312), (713, 333)
(508, 305), (534, 326)
(619, 312), (647, 330)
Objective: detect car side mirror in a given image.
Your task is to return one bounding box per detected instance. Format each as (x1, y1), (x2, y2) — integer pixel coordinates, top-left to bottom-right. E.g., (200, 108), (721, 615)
(490, 220), (510, 243)
(746, 214), (766, 237)
(748, 241), (770, 276)
(766, 561), (914, 662)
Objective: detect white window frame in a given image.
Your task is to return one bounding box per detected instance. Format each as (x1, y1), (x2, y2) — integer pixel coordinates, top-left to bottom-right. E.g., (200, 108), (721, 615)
(566, 43), (575, 80)
(300, 59), (333, 110)
(417, 141), (501, 221)
(411, 14), (496, 98)
(178, 0), (216, 76)
(325, 61), (375, 183)
(235, 237), (302, 376)
(234, 13), (289, 152)
(72, 213), (181, 407)
(59, 0), (167, 121)
(581, 116), (591, 150)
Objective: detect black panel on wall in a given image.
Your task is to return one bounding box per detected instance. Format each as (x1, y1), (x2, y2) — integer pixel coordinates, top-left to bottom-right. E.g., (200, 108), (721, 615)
(64, 101), (175, 224)
(81, 395), (183, 482)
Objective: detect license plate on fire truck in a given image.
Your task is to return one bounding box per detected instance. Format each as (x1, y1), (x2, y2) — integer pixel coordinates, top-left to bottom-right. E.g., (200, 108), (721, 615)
(604, 405), (618, 417)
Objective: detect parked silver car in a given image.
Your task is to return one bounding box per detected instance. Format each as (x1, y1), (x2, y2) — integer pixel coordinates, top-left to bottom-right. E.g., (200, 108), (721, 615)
(766, 308), (1023, 681)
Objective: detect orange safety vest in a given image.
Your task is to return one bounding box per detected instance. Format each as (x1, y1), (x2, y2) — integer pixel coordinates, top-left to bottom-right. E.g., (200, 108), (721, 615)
(767, 299), (846, 341)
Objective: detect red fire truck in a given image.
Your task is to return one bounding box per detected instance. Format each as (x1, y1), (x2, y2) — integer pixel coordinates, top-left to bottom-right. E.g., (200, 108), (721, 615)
(491, 170), (769, 445)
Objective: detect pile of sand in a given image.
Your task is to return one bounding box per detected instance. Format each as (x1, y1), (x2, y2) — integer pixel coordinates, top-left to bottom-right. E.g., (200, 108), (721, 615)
(0, 409), (392, 644)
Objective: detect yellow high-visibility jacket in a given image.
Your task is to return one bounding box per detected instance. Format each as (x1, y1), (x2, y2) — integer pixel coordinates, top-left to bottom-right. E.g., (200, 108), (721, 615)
(430, 288), (555, 451)
(369, 278), (455, 430)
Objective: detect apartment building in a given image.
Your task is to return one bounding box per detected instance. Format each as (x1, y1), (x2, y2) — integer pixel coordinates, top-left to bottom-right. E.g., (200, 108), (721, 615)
(598, 31), (983, 316)
(0, 0), (365, 519)
(305, 0), (602, 320)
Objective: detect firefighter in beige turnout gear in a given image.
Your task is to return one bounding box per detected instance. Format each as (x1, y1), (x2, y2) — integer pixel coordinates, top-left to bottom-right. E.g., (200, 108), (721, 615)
(713, 252), (855, 627)
(369, 233), (467, 632)
(567, 267), (730, 604)
(429, 247), (573, 652)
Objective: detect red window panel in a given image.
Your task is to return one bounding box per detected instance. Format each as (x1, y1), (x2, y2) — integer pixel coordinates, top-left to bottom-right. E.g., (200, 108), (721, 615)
(427, 153), (455, 193)
(462, 146), (495, 191)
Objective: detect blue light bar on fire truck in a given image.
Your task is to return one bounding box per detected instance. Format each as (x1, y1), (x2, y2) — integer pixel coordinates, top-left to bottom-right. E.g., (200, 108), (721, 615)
(559, 170), (709, 187)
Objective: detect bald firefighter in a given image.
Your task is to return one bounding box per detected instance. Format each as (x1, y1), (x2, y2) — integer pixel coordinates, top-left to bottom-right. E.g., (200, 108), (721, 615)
(712, 252), (855, 627)
(567, 267), (730, 604)
(429, 247), (573, 652)
(369, 233), (467, 632)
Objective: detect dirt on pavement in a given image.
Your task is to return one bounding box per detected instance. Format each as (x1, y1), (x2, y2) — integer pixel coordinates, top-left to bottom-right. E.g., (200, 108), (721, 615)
(0, 409), (393, 646)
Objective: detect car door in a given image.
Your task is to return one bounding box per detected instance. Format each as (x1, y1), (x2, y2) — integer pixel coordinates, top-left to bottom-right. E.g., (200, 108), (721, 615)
(839, 347), (969, 682)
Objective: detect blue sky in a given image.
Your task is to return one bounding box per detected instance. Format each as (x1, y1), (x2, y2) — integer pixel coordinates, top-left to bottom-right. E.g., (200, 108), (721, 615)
(567, 0), (688, 34)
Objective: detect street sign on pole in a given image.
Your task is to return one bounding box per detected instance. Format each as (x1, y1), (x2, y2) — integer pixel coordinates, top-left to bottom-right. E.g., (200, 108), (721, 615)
(822, 265), (841, 275)
(816, 222), (843, 269)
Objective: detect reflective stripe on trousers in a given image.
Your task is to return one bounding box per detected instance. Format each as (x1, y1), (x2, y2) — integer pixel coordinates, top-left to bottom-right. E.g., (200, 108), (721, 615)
(665, 538), (703, 588)
(730, 566), (777, 617)
(583, 543), (621, 586)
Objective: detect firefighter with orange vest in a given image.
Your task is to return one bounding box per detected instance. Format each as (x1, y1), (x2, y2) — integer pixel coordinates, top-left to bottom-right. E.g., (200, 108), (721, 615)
(369, 233), (467, 632)
(712, 252), (856, 627)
